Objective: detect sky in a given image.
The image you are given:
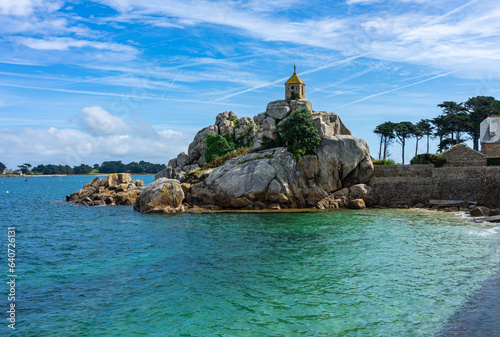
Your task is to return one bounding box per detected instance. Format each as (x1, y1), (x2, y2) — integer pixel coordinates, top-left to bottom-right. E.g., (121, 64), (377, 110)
(1, 0), (500, 168)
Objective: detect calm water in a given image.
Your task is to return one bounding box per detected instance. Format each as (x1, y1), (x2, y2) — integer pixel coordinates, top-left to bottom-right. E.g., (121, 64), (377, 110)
(1, 176), (500, 336)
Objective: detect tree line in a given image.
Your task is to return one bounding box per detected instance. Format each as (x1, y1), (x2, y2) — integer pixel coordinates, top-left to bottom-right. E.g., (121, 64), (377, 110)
(374, 96), (500, 164)
(1, 161), (166, 175)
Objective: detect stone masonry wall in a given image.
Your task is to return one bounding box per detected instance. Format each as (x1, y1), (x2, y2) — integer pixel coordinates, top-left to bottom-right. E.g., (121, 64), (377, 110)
(482, 142), (500, 157)
(441, 144), (486, 167)
(370, 165), (500, 208)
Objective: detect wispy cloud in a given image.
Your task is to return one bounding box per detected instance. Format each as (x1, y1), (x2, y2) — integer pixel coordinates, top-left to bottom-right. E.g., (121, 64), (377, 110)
(16, 37), (138, 53)
(336, 71), (456, 108)
(215, 54), (368, 101)
(0, 82), (257, 107)
(0, 0), (62, 16)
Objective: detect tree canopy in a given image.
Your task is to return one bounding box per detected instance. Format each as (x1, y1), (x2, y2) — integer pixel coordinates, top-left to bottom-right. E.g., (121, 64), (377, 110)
(30, 161), (165, 175)
(373, 121), (396, 160)
(373, 95), (500, 162)
(275, 107), (321, 158)
(394, 122), (417, 165)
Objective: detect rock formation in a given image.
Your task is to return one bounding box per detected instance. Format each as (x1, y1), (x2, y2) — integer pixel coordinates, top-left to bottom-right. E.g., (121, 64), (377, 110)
(141, 97), (375, 212)
(185, 138), (372, 210)
(67, 97), (375, 213)
(155, 98), (357, 183)
(133, 178), (185, 213)
(66, 173), (145, 206)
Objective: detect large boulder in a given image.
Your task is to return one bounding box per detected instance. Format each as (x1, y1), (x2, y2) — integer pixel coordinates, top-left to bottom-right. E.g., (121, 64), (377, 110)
(312, 112), (351, 137)
(134, 178), (185, 213)
(290, 99), (312, 113)
(316, 135), (372, 193)
(349, 183), (379, 207)
(266, 100), (290, 119)
(192, 148), (309, 208)
(176, 152), (190, 167)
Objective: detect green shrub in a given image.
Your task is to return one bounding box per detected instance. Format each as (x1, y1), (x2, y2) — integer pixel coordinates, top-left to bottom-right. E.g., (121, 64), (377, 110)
(410, 153), (446, 167)
(261, 135), (279, 149)
(288, 91), (301, 101)
(410, 153), (434, 164)
(275, 107), (321, 158)
(433, 155), (447, 167)
(204, 134), (235, 163)
(487, 157), (500, 166)
(373, 158), (396, 165)
(202, 147), (252, 170)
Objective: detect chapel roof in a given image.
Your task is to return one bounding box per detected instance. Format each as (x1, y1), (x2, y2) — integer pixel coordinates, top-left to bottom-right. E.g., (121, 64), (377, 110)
(285, 65), (305, 85)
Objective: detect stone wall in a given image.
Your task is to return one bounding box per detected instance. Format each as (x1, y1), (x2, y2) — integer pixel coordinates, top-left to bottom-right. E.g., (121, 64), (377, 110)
(370, 165), (500, 208)
(482, 142), (500, 157)
(441, 144), (486, 166)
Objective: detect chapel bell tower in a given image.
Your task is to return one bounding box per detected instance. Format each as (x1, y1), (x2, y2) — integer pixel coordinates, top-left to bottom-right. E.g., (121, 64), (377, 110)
(285, 65), (305, 100)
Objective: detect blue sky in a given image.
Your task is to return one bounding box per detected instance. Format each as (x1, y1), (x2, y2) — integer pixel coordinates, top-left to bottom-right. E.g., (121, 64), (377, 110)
(1, 0), (500, 168)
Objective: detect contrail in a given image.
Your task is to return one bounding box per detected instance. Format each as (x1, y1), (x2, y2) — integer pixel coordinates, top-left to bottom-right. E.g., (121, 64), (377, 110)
(215, 53), (369, 102)
(0, 82), (256, 107)
(161, 70), (182, 99)
(419, 0), (481, 28)
(335, 71), (456, 109)
(309, 67), (375, 95)
(217, 0), (480, 103)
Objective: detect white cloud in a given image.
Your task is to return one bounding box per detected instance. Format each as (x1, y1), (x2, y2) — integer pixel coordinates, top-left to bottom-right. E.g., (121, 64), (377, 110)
(0, 106), (192, 167)
(92, 0), (500, 81)
(0, 0), (62, 16)
(16, 37), (138, 54)
(77, 105), (132, 136)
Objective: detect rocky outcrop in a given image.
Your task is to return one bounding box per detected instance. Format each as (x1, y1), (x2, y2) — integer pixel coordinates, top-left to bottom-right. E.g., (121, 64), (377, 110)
(155, 98), (355, 182)
(312, 112), (351, 137)
(140, 97), (374, 212)
(187, 138), (372, 210)
(66, 174), (145, 206)
(133, 178), (185, 213)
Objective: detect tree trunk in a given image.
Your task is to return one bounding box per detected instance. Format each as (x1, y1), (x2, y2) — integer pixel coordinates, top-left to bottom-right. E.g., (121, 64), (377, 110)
(378, 137), (383, 160)
(415, 138), (419, 157)
(383, 138), (387, 160)
(401, 139), (406, 165)
(426, 135), (430, 153)
(473, 135), (479, 151)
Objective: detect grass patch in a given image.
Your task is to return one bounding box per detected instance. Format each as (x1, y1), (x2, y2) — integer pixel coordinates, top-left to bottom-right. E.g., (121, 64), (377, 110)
(201, 147), (252, 170)
(372, 158), (396, 165)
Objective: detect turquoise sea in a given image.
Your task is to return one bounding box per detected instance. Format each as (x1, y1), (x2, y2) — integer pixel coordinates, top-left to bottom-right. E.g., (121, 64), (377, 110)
(1, 175), (500, 336)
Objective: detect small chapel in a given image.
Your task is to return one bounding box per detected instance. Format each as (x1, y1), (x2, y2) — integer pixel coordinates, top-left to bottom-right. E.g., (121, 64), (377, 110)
(285, 65), (305, 100)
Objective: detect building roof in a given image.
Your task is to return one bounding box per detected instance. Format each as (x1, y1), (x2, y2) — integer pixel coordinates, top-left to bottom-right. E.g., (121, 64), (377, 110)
(285, 65), (305, 85)
(441, 143), (485, 157)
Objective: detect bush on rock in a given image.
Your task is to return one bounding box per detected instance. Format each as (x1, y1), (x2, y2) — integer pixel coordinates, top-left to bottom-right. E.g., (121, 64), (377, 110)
(204, 134), (235, 163)
(275, 107), (321, 158)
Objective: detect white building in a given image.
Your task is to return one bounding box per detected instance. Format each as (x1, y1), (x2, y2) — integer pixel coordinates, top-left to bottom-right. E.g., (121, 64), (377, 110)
(480, 116), (500, 156)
